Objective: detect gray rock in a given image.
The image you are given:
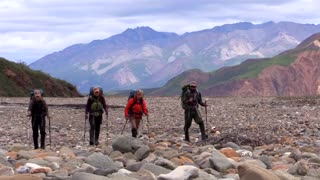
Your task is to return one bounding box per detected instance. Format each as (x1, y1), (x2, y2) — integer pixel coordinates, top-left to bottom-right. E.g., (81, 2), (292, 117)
(236, 149), (253, 158)
(157, 165), (199, 180)
(198, 158), (211, 169)
(154, 157), (177, 170)
(240, 145), (253, 152)
(47, 169), (69, 177)
(308, 157), (320, 164)
(112, 135), (143, 153)
(198, 145), (216, 153)
(142, 153), (157, 163)
(0, 166), (14, 176)
(44, 156), (63, 163)
(17, 150), (37, 160)
(28, 158), (52, 167)
(94, 168), (118, 176)
(154, 149), (179, 160)
(72, 163), (96, 174)
(307, 168), (320, 178)
(224, 142), (240, 150)
(259, 155), (272, 169)
(302, 152), (318, 159)
(128, 169), (157, 180)
(289, 150), (302, 161)
(203, 168), (221, 177)
(126, 162), (145, 172)
(193, 169), (218, 180)
(223, 173), (240, 180)
(85, 152), (118, 170)
(0, 155), (13, 167)
(8, 143), (29, 152)
(288, 160), (309, 176)
(71, 172), (109, 180)
(107, 172), (138, 180)
(209, 149), (235, 172)
(134, 145), (150, 161)
(140, 163), (171, 176)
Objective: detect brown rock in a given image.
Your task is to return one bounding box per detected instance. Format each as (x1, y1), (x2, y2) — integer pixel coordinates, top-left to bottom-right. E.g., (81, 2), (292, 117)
(30, 167), (52, 174)
(170, 156), (194, 166)
(0, 174), (41, 180)
(220, 148), (240, 158)
(238, 163), (280, 180)
(5, 152), (17, 160)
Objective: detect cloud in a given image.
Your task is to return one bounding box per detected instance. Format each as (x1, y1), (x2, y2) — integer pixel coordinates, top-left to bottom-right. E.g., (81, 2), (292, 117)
(0, 0), (320, 63)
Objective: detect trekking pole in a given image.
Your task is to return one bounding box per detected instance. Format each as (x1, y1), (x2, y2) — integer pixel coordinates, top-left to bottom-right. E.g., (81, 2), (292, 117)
(84, 115), (87, 144)
(106, 113), (109, 145)
(27, 115), (31, 146)
(205, 99), (208, 135)
(146, 115), (150, 134)
(48, 116), (52, 148)
(121, 118), (128, 135)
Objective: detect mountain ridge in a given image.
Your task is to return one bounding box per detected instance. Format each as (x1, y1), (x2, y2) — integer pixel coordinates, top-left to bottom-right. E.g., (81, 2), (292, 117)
(150, 32), (320, 97)
(30, 21), (320, 92)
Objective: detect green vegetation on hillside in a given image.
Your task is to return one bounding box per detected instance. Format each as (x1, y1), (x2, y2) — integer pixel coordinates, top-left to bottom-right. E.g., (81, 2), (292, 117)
(0, 57), (80, 97)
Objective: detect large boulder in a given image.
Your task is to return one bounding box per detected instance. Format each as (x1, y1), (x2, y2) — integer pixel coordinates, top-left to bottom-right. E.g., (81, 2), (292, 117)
(158, 165), (199, 180)
(238, 163), (280, 180)
(112, 136), (143, 153)
(85, 152), (118, 170)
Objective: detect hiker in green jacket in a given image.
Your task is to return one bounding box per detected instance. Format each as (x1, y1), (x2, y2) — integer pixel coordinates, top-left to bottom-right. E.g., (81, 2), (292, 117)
(182, 81), (208, 142)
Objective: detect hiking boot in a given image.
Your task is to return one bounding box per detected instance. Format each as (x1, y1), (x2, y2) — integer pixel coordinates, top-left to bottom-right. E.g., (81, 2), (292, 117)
(184, 137), (190, 142)
(89, 142), (94, 146)
(201, 134), (208, 141)
(132, 128), (137, 138)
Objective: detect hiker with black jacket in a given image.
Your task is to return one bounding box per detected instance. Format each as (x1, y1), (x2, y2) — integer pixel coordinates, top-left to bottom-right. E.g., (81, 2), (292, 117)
(28, 89), (49, 149)
(124, 89), (148, 137)
(85, 87), (108, 146)
(182, 81), (208, 142)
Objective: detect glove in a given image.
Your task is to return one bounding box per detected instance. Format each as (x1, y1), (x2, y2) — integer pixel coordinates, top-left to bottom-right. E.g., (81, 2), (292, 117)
(85, 113), (89, 119)
(125, 116), (129, 120)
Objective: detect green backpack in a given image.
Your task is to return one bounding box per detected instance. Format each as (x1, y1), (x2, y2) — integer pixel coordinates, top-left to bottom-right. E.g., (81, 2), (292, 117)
(180, 84), (191, 109)
(90, 96), (103, 116)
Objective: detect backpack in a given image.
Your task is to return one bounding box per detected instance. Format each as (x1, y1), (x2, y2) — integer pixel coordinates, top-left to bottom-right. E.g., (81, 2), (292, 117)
(30, 89), (44, 100)
(127, 90), (143, 115)
(128, 90), (136, 100)
(89, 86), (103, 96)
(90, 97), (103, 116)
(180, 84), (190, 109)
(89, 87), (104, 116)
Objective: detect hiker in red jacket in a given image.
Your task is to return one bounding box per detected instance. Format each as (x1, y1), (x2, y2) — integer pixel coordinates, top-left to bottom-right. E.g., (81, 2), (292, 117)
(124, 90), (148, 137)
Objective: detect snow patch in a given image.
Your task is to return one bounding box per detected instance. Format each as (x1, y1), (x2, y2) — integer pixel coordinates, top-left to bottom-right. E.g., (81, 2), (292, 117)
(313, 40), (320, 47)
(137, 44), (163, 57)
(112, 68), (138, 85)
(172, 44), (192, 56)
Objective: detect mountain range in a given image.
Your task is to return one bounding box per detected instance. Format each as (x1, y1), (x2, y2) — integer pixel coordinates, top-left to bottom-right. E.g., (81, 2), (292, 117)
(150, 33), (320, 96)
(29, 21), (320, 92)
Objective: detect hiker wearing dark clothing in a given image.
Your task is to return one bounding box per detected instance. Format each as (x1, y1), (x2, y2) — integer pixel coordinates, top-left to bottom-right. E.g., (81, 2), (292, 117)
(182, 81), (208, 142)
(124, 90), (148, 138)
(28, 89), (48, 149)
(85, 87), (108, 146)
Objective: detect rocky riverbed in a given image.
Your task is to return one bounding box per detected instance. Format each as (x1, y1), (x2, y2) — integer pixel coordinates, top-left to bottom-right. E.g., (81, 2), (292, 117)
(0, 96), (320, 179)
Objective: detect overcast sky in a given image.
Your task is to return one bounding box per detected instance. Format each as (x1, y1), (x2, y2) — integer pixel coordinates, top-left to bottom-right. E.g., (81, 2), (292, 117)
(1, 0), (320, 64)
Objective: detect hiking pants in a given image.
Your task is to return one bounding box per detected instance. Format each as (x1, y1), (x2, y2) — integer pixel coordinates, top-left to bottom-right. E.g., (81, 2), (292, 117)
(89, 115), (102, 145)
(184, 108), (206, 139)
(129, 116), (141, 137)
(31, 115), (46, 149)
